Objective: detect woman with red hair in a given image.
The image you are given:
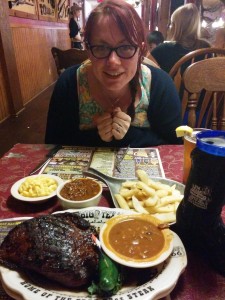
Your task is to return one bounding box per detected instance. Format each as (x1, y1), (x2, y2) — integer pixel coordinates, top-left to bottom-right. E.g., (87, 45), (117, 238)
(45, 0), (182, 147)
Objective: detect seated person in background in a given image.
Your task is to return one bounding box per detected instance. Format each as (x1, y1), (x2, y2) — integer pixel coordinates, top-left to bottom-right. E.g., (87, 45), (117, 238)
(150, 3), (211, 73)
(147, 30), (164, 52)
(45, 0), (182, 148)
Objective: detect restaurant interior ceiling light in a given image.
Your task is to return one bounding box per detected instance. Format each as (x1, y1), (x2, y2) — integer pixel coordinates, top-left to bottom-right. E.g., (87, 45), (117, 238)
(126, 0), (143, 8)
(201, 20), (207, 28)
(212, 17), (225, 28)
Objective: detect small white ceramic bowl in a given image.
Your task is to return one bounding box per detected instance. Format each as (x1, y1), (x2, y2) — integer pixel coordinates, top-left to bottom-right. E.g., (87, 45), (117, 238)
(11, 174), (64, 203)
(56, 178), (102, 209)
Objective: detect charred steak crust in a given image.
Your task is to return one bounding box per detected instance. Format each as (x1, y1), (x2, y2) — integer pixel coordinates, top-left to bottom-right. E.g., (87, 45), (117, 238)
(0, 213), (99, 288)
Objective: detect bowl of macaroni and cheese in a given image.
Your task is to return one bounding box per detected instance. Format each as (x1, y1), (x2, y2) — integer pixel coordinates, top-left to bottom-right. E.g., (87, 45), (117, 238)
(56, 178), (102, 209)
(11, 174), (64, 203)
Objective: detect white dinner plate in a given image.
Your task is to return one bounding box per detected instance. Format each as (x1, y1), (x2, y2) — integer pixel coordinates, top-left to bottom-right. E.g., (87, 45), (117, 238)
(0, 207), (187, 300)
(10, 174), (64, 203)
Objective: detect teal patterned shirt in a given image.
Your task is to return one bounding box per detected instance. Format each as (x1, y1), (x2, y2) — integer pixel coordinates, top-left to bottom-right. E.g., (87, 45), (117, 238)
(77, 63), (152, 130)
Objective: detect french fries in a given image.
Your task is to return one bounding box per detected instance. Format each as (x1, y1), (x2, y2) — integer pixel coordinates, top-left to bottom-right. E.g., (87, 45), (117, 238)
(114, 169), (184, 224)
(19, 176), (58, 197)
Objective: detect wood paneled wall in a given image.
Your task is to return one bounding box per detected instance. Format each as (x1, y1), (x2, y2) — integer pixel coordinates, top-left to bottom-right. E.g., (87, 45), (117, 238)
(11, 23), (70, 105)
(0, 17), (71, 124)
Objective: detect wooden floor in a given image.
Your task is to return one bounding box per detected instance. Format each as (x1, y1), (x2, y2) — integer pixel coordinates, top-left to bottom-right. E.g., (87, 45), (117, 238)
(0, 84), (54, 158)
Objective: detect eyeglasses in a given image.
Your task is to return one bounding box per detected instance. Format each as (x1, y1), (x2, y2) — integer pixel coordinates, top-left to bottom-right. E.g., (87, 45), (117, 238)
(89, 45), (138, 59)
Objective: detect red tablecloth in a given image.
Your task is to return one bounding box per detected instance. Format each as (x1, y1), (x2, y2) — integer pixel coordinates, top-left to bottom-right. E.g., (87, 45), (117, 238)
(0, 144), (184, 219)
(0, 144), (224, 300)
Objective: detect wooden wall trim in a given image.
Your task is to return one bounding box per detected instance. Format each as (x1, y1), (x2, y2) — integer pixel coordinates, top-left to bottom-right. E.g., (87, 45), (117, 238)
(10, 23), (69, 30)
(9, 16), (69, 29)
(0, 0), (23, 115)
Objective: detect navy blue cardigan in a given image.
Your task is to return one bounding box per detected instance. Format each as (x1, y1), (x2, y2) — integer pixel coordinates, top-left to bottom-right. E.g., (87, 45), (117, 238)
(45, 64), (182, 147)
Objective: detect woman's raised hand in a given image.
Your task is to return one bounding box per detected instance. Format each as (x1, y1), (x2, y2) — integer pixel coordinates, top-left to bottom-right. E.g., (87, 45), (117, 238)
(94, 107), (131, 142)
(94, 112), (114, 142)
(112, 107), (131, 140)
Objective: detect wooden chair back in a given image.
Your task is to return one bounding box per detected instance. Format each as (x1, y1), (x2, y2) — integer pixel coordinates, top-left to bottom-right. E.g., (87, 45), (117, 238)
(143, 57), (160, 68)
(51, 47), (89, 76)
(182, 57), (225, 130)
(169, 47), (225, 121)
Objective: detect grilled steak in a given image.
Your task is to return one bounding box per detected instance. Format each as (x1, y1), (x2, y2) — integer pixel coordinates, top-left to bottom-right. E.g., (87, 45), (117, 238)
(0, 213), (99, 288)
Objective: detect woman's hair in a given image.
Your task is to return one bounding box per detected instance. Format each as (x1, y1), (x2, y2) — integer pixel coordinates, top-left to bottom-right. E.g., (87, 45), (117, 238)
(84, 0), (146, 61)
(84, 0), (147, 119)
(70, 3), (82, 18)
(169, 3), (202, 49)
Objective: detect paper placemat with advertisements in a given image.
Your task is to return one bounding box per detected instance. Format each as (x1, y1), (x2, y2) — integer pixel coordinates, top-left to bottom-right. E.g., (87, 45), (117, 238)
(40, 146), (165, 180)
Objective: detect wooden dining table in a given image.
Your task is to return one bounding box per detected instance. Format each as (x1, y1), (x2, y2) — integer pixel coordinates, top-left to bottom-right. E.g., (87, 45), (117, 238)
(0, 143), (224, 300)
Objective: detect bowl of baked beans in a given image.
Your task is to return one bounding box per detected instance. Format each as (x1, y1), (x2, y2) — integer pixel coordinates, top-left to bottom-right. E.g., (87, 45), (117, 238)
(56, 178), (102, 209)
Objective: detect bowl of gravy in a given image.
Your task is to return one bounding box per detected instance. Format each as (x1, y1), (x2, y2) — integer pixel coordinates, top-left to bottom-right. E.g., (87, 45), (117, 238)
(99, 214), (174, 268)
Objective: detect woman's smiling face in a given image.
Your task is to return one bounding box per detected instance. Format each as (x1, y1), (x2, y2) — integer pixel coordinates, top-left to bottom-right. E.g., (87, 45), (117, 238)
(88, 17), (139, 92)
